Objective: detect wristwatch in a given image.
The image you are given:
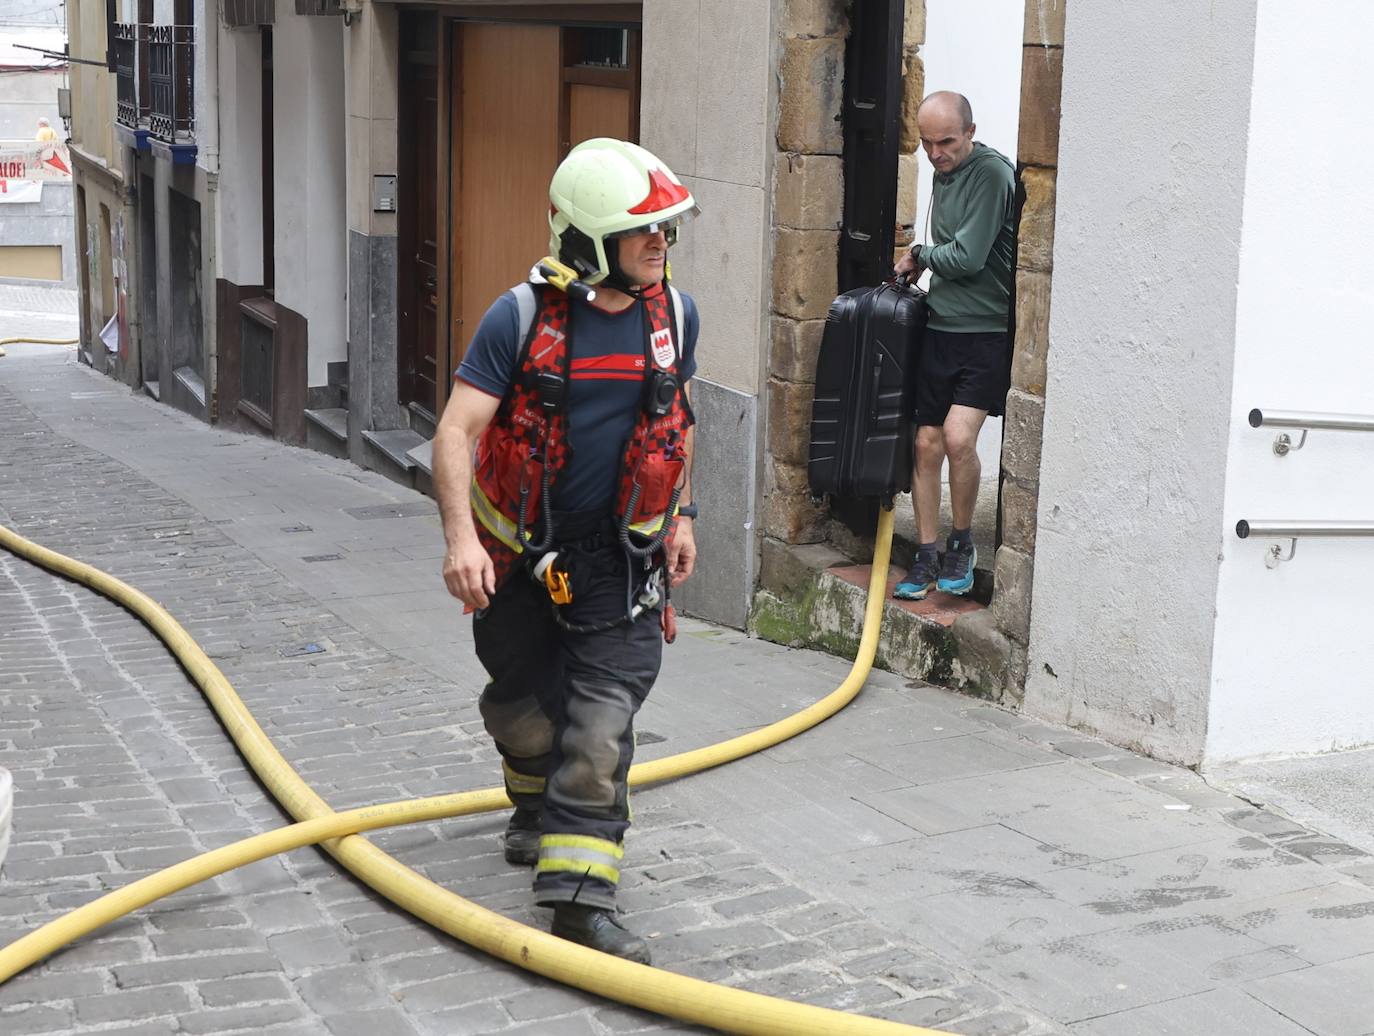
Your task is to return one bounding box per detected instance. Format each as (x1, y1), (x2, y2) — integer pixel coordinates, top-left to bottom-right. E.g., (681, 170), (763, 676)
(677, 503), (699, 520)
(908, 243), (923, 264)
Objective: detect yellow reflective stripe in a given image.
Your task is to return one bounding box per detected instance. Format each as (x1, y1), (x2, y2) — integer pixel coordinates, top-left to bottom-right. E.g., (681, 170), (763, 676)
(470, 477), (523, 554)
(628, 513), (667, 535)
(501, 761), (545, 795)
(535, 859), (621, 885)
(539, 834), (624, 859)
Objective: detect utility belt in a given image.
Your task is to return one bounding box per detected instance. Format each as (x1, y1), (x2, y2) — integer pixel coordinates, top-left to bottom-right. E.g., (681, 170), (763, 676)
(523, 509), (677, 643)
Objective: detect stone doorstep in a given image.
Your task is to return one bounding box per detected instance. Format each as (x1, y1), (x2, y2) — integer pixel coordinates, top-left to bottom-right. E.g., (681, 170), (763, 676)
(751, 548), (986, 691)
(360, 428), (426, 490)
(828, 563), (983, 628)
(304, 406), (348, 442)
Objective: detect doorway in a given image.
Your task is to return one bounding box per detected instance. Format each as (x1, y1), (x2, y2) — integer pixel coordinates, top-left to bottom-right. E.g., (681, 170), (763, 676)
(396, 8), (642, 420)
(397, 12), (440, 416)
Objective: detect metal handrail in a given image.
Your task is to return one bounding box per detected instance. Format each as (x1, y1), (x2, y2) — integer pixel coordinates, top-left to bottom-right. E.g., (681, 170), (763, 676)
(1248, 408), (1374, 456)
(1235, 519), (1374, 568)
(1249, 409), (1374, 431)
(1237, 520), (1374, 539)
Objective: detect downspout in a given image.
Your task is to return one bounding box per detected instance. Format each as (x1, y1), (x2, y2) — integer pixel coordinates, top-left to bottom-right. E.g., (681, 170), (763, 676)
(201, 0), (220, 419)
(837, 0), (905, 293)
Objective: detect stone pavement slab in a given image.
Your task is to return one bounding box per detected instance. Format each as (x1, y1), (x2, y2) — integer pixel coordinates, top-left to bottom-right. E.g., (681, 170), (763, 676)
(2, 343), (1374, 1034)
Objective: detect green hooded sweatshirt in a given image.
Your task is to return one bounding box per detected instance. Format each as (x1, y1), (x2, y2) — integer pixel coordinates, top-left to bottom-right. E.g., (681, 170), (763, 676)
(917, 142), (1016, 333)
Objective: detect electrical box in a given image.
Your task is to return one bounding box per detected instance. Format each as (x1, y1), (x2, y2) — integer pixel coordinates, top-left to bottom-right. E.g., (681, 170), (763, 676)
(372, 175), (397, 213)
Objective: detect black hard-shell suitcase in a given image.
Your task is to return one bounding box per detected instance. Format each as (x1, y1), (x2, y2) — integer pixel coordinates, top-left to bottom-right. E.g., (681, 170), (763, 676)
(807, 280), (927, 500)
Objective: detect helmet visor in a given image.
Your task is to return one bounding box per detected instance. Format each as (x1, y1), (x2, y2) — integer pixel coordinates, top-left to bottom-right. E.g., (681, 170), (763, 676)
(603, 205), (702, 246)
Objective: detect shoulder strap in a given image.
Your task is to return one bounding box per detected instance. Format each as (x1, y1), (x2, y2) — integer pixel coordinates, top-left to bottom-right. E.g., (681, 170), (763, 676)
(500, 282), (550, 409)
(668, 285), (686, 360)
(512, 282), (538, 344)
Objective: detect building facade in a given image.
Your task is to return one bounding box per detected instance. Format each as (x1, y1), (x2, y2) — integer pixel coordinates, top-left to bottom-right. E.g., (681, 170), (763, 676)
(65, 0), (1374, 768)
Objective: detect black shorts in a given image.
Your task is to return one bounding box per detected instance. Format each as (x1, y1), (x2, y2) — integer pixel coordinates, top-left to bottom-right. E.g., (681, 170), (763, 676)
(913, 328), (1011, 426)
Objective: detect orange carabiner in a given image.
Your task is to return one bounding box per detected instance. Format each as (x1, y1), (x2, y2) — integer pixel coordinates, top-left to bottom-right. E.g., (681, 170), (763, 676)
(544, 565), (572, 605)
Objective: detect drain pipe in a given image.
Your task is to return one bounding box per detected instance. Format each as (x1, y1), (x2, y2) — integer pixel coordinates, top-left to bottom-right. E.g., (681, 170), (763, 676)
(838, 0), (906, 293)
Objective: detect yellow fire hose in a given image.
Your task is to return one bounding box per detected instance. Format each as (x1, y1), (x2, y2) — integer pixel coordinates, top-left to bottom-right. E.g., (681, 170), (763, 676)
(0, 509), (948, 1035)
(0, 336), (79, 357)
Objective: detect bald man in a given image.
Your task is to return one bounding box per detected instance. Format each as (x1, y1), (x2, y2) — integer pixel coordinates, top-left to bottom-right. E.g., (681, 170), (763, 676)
(893, 91), (1015, 600)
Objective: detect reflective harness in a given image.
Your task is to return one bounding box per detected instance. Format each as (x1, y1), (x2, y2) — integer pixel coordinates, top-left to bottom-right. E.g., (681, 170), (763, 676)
(470, 280), (693, 600)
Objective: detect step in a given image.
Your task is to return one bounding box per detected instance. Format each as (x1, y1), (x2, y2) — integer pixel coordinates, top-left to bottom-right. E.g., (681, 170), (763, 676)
(361, 428), (426, 488)
(751, 540), (1005, 699)
(407, 438), (435, 498)
(305, 407), (349, 460)
(829, 484), (998, 605)
(173, 365), (207, 406)
(407, 402), (438, 441)
(304, 407), (348, 442)
(405, 438), (433, 477)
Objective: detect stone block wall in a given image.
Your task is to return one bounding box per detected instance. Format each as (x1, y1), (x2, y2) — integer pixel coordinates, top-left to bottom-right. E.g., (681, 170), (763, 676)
(988, 0), (1066, 701)
(764, 0), (926, 555)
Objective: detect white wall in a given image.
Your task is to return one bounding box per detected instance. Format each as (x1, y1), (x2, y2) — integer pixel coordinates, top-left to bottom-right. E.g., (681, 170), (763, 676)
(273, 13), (347, 386)
(1022, 1), (1259, 765)
(194, 0), (215, 173)
(1207, 0), (1374, 763)
(215, 28), (263, 287)
(917, 0), (1023, 476)
(0, 60), (62, 139)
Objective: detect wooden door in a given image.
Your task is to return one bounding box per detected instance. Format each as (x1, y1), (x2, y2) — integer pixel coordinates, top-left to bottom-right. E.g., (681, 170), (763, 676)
(398, 13), (440, 415)
(446, 20), (640, 379)
(450, 22), (562, 369)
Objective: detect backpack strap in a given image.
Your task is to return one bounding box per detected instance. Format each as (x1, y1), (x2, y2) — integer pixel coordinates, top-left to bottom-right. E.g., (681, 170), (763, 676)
(512, 282), (538, 344)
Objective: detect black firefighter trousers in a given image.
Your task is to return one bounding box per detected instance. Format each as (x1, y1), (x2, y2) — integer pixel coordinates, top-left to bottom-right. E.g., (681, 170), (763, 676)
(473, 536), (662, 912)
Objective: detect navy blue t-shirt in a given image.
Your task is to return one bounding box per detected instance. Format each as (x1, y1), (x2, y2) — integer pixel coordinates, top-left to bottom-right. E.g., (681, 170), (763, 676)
(456, 287), (699, 513)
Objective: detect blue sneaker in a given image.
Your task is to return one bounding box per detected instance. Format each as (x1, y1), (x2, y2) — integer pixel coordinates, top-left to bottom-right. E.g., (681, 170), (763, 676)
(893, 553), (940, 600)
(937, 536), (977, 595)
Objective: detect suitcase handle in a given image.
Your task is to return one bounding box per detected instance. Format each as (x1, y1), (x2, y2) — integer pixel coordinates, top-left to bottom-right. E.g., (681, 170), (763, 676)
(870, 355), (883, 421)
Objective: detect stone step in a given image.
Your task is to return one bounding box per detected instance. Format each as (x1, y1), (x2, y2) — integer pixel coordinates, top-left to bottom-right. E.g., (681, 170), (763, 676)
(305, 406), (348, 441)
(405, 438), (433, 476)
(829, 483), (999, 605)
(406, 438), (435, 497)
(407, 402), (438, 441)
(305, 407), (349, 460)
(361, 428), (426, 489)
(752, 540), (998, 697)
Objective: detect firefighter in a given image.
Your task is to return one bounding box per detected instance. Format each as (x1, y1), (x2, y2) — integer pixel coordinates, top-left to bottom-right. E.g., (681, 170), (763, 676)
(433, 139), (701, 964)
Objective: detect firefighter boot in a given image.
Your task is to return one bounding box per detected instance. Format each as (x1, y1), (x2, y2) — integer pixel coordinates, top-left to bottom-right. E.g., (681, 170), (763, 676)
(551, 903), (651, 964)
(503, 807), (541, 866)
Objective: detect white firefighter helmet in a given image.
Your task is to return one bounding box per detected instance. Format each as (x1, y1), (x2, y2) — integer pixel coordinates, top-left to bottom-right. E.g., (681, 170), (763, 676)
(548, 139), (699, 287)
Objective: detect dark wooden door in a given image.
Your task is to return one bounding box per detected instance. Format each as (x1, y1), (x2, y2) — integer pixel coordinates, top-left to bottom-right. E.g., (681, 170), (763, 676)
(398, 13), (440, 415)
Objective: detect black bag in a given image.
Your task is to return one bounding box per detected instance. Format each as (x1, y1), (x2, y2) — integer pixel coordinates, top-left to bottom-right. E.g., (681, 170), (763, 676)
(807, 280), (927, 501)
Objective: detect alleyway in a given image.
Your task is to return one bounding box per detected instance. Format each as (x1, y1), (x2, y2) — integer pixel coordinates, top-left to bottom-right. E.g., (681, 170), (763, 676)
(2, 329), (1372, 1034)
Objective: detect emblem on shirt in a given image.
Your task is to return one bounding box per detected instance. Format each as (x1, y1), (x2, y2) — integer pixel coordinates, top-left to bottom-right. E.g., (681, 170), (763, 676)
(651, 328), (675, 370)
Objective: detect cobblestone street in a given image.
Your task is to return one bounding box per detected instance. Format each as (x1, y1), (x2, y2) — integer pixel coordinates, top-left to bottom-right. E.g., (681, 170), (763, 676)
(2, 342), (1373, 1035)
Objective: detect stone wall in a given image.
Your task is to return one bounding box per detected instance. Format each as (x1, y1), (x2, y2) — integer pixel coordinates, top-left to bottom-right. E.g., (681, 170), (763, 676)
(937, 0), (1064, 702)
(764, 0), (926, 549)
(967, 0), (1064, 701)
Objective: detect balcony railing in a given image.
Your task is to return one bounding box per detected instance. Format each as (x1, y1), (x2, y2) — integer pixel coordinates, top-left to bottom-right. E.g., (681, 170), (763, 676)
(114, 23), (137, 128)
(148, 24), (194, 144)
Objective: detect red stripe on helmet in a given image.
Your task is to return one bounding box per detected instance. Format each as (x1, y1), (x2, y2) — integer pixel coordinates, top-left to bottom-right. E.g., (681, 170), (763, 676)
(628, 168), (690, 215)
